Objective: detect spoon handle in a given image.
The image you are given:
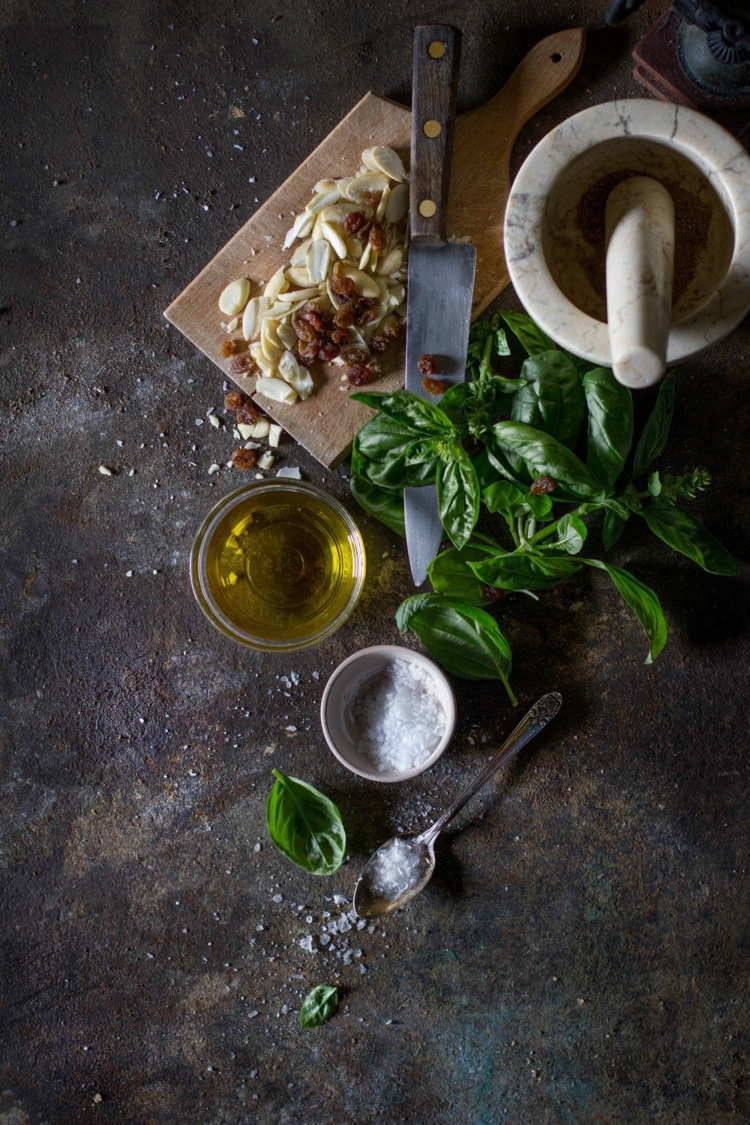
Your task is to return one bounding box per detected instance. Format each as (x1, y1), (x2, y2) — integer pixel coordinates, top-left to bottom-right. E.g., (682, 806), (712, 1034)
(419, 692), (562, 845)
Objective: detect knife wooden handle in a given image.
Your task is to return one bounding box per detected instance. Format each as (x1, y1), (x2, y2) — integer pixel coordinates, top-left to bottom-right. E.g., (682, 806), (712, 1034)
(410, 25), (461, 243)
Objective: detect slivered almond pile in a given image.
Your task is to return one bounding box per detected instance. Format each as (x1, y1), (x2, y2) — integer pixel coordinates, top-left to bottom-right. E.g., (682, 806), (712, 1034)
(218, 145), (409, 404)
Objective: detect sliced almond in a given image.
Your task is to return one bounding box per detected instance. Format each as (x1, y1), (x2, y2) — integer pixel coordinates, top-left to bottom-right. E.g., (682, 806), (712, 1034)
(277, 322), (297, 351)
(338, 265), (380, 299)
(257, 451), (275, 470)
(250, 418), (271, 438)
(242, 296), (269, 341)
(290, 237), (313, 267)
(313, 178), (339, 194)
(306, 238), (332, 284)
(346, 236), (364, 258)
(268, 424), (283, 448)
(385, 182), (409, 224)
(320, 221), (347, 259)
(264, 267), (289, 302)
(388, 282), (406, 309)
(345, 173), (389, 203)
(282, 210), (314, 249)
(219, 278), (251, 316)
(365, 145), (407, 182)
(376, 248), (403, 276)
(261, 318), (282, 361)
(305, 188), (342, 214)
(277, 466), (302, 480)
(376, 183), (391, 222)
(237, 422), (255, 440)
(250, 343), (277, 377)
(277, 286), (321, 302)
(255, 376), (298, 404)
(226, 316), (239, 332)
(278, 349), (314, 400)
(285, 265), (311, 288)
(359, 242), (372, 271)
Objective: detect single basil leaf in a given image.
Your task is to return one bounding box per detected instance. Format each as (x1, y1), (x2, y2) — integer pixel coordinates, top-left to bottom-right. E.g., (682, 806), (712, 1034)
(395, 592), (437, 633)
(354, 415), (438, 489)
(491, 422), (603, 498)
(579, 559), (667, 663)
(439, 382), (472, 412)
(484, 429), (529, 483)
(436, 447), (481, 550)
(602, 508), (627, 550)
(483, 480), (525, 516)
(428, 544), (500, 605)
(641, 504), (739, 575)
(582, 367), (634, 492)
(266, 771), (346, 876)
(500, 311), (557, 356)
(299, 985), (339, 1029)
(349, 390), (455, 435)
(525, 493), (554, 520)
(632, 370), (677, 479)
(495, 326), (511, 356)
(350, 477), (405, 537)
(555, 513), (587, 555)
(470, 550), (581, 591)
(511, 351), (585, 450)
(471, 447), (504, 490)
(397, 593), (516, 702)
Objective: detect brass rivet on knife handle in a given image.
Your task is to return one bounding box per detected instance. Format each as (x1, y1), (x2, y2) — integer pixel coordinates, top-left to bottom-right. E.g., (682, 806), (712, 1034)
(410, 25), (461, 244)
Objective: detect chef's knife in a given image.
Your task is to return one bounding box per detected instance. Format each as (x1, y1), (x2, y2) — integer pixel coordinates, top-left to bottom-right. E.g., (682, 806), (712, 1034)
(404, 25), (477, 587)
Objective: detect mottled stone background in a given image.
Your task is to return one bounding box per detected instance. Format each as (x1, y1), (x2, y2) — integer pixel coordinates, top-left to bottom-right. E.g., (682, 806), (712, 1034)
(2, 0), (749, 1122)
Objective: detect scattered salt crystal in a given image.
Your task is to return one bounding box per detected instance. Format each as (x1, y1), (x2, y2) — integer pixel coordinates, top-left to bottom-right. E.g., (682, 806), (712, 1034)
(368, 838), (425, 901)
(272, 894), (283, 903)
(298, 935), (314, 953)
(337, 914), (352, 934)
(248, 1011), (259, 1019)
(319, 933), (331, 946)
(351, 659), (446, 773)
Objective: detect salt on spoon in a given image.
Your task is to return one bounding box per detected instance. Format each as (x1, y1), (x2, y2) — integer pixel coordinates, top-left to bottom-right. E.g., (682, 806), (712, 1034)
(352, 693), (562, 918)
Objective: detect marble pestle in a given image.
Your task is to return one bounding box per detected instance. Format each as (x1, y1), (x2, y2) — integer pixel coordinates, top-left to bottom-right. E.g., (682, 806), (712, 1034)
(605, 176), (675, 389)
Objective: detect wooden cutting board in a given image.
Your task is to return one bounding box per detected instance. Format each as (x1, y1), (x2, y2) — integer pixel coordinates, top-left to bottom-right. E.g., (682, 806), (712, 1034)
(164, 28), (585, 468)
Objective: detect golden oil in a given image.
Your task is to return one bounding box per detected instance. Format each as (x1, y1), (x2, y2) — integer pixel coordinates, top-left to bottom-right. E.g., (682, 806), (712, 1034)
(192, 482), (365, 651)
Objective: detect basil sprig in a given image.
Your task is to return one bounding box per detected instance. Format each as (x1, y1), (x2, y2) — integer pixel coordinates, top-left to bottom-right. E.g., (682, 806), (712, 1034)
(266, 771), (346, 876)
(349, 310), (737, 695)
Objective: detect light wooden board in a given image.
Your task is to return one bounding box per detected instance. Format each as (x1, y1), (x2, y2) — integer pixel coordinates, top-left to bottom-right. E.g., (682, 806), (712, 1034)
(164, 29), (585, 468)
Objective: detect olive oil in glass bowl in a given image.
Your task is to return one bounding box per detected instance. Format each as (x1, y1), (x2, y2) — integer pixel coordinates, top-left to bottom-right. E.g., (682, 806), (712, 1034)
(190, 481), (365, 652)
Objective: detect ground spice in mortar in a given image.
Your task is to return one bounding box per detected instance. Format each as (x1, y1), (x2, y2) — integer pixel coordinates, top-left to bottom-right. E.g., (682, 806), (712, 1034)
(575, 170), (712, 307)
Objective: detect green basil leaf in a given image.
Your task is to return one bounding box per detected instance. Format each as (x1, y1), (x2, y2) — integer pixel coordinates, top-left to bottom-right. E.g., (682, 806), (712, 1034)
(266, 771), (346, 876)
(483, 481), (553, 522)
(470, 550), (581, 591)
(525, 493), (554, 519)
(632, 370), (677, 479)
(640, 504), (739, 575)
(350, 477), (405, 537)
(428, 544), (501, 605)
(471, 447), (504, 490)
(491, 422), (603, 497)
(511, 351), (585, 449)
(438, 382), (472, 412)
(354, 415), (438, 489)
(648, 471), (662, 497)
(579, 559), (667, 663)
(555, 512), (587, 555)
(397, 593), (516, 702)
(494, 325), (511, 357)
(602, 508), (627, 550)
(500, 311), (557, 356)
(349, 390), (455, 435)
(582, 367), (634, 492)
(437, 447), (480, 549)
(299, 985), (340, 1029)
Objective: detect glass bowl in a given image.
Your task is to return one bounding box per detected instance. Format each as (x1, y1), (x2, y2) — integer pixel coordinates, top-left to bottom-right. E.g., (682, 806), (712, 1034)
(190, 480), (365, 652)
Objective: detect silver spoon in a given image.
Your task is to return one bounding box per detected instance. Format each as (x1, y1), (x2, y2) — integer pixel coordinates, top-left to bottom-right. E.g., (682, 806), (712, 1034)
(352, 692), (562, 918)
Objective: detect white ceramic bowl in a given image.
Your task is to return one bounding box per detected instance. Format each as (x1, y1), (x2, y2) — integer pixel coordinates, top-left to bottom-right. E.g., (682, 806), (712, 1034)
(320, 645), (456, 783)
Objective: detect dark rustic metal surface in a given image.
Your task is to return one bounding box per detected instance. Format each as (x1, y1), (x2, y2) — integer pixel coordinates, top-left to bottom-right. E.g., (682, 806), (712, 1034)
(2, 1), (749, 1123)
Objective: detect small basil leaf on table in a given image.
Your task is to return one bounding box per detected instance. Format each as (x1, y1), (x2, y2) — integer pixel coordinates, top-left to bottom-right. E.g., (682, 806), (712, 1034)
(396, 593), (516, 703)
(602, 508), (627, 550)
(470, 550), (581, 591)
(500, 311), (558, 356)
(436, 446), (480, 549)
(582, 367), (634, 492)
(579, 559), (668, 663)
(511, 350), (585, 450)
(555, 512), (588, 555)
(349, 477), (405, 537)
(266, 771), (346, 876)
(349, 390), (455, 435)
(492, 422), (604, 498)
(640, 504), (739, 575)
(428, 544), (501, 605)
(299, 985), (340, 1029)
(631, 370), (677, 479)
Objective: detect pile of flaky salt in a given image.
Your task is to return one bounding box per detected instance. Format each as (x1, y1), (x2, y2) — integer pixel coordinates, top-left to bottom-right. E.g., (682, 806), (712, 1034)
(368, 837), (425, 900)
(351, 658), (446, 774)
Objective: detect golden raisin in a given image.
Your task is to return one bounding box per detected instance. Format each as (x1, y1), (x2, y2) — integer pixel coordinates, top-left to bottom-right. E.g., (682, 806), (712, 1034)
(221, 338), (238, 357)
(530, 476), (557, 495)
(369, 335), (391, 355)
(344, 211), (366, 235)
(343, 348), (370, 367)
(369, 221), (387, 252)
(331, 276), (356, 300)
(232, 448), (258, 470)
(362, 190), (382, 209)
(224, 391), (243, 411)
(418, 354), (437, 375)
(422, 376), (448, 396)
(347, 364), (372, 386)
(229, 356), (252, 375)
(318, 339), (340, 362)
(237, 402), (259, 424)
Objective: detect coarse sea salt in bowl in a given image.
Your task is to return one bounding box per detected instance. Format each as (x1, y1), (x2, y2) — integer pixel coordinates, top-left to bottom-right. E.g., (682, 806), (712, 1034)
(320, 645), (457, 783)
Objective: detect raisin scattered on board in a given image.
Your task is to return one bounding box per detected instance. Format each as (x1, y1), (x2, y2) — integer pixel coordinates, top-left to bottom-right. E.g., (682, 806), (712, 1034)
(418, 354), (437, 375)
(422, 376), (448, 396)
(369, 335), (391, 355)
(318, 339), (340, 362)
(331, 276), (356, 300)
(347, 364), (372, 386)
(232, 448), (258, 470)
(237, 402), (260, 424)
(221, 338), (238, 357)
(224, 391), (243, 411)
(530, 476), (557, 495)
(229, 355), (252, 375)
(369, 221), (387, 252)
(344, 211), (366, 236)
(343, 348), (370, 367)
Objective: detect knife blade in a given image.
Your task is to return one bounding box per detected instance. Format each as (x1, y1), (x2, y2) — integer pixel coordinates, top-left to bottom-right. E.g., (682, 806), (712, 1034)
(404, 25), (477, 587)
